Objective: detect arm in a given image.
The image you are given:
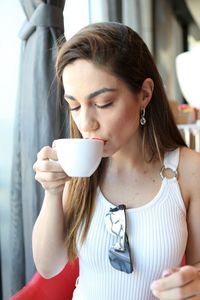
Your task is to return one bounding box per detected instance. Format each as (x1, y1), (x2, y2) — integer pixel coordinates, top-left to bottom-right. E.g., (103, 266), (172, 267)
(151, 148), (200, 299)
(32, 146), (70, 278)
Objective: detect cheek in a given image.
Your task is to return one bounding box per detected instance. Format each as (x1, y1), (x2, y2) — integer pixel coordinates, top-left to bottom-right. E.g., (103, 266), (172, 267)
(103, 108), (140, 157)
(110, 108), (140, 133)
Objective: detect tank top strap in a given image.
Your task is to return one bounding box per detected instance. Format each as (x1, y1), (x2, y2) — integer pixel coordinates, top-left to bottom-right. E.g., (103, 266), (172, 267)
(163, 148), (180, 172)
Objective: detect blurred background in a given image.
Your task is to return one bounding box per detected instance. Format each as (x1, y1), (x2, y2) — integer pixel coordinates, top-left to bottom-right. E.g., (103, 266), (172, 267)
(0, 1), (200, 299)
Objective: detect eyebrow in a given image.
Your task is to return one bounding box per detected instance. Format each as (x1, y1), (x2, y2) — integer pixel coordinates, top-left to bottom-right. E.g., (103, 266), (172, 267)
(64, 87), (117, 101)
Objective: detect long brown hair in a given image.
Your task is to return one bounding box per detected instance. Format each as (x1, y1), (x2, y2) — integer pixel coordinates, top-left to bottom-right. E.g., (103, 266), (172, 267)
(56, 22), (186, 261)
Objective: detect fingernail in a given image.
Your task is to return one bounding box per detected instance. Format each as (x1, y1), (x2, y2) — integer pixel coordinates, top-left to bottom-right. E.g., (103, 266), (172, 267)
(162, 270), (172, 278)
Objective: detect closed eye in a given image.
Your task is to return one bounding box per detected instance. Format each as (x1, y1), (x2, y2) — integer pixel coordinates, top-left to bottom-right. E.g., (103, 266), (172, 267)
(69, 106), (80, 111)
(69, 102), (113, 111)
(95, 102), (113, 109)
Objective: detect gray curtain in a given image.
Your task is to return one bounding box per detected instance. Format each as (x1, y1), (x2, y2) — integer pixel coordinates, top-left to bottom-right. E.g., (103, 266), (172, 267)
(108, 0), (122, 22)
(10, 0), (66, 295)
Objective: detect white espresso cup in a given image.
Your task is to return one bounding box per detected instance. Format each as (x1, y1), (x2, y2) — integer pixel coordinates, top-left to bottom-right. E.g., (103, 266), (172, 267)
(54, 138), (104, 177)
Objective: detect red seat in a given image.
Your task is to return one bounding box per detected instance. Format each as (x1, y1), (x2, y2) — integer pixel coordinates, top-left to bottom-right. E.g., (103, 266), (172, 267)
(10, 255), (185, 299)
(181, 255), (186, 266)
(10, 259), (79, 300)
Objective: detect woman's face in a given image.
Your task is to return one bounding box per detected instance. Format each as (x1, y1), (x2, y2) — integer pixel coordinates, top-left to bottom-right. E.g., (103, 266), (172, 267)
(62, 59), (144, 157)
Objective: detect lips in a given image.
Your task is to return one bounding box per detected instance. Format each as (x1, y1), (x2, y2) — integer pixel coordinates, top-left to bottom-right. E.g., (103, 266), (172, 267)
(84, 137), (107, 144)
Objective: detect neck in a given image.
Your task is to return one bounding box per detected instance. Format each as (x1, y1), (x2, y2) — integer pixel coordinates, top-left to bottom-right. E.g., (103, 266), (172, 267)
(110, 137), (147, 172)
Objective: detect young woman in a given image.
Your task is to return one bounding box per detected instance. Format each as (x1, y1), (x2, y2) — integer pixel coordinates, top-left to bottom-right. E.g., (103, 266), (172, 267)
(33, 22), (200, 299)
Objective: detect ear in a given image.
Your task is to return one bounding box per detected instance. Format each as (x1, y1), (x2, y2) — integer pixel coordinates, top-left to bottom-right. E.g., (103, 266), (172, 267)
(139, 78), (154, 108)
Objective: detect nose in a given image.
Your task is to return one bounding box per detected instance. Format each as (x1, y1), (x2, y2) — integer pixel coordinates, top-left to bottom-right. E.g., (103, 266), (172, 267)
(77, 106), (98, 134)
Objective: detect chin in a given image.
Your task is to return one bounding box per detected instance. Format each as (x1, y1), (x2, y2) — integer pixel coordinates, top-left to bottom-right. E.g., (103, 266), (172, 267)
(102, 148), (117, 158)
(102, 142), (120, 158)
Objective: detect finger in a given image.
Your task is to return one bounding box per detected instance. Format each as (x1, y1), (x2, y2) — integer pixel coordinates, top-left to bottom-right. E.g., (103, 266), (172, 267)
(37, 146), (58, 161)
(186, 296), (200, 299)
(162, 268), (180, 278)
(33, 160), (63, 173)
(35, 171), (67, 183)
(151, 266), (198, 291)
(152, 277), (200, 299)
(40, 178), (67, 191)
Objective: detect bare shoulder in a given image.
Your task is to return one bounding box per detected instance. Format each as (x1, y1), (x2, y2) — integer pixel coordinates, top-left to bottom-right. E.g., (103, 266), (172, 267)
(179, 146), (200, 174)
(179, 146), (200, 200)
(179, 148), (200, 264)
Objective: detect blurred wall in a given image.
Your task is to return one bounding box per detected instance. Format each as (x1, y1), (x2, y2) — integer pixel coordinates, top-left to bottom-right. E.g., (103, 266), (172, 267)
(0, 2), (24, 300)
(153, 0), (183, 103)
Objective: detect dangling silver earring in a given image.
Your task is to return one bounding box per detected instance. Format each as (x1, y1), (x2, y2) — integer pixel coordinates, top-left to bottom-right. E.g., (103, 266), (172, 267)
(140, 108), (146, 125)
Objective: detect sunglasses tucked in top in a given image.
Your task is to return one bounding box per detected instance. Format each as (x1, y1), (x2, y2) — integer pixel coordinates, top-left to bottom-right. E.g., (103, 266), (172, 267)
(105, 204), (133, 274)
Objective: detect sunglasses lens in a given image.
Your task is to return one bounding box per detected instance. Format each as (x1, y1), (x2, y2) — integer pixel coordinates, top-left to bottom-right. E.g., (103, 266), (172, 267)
(105, 204), (133, 274)
(109, 238), (133, 274)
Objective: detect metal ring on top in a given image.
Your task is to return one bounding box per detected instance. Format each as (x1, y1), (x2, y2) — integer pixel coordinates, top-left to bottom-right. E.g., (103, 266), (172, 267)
(160, 165), (178, 180)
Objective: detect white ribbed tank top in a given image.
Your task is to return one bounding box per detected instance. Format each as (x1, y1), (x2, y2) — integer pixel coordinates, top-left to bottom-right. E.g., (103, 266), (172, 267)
(72, 148), (188, 300)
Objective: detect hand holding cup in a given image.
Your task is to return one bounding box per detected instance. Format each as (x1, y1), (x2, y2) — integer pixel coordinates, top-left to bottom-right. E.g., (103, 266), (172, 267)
(33, 145), (70, 195)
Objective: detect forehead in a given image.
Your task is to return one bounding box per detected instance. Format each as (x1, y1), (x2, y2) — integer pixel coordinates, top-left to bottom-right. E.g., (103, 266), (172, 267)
(62, 59), (120, 94)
